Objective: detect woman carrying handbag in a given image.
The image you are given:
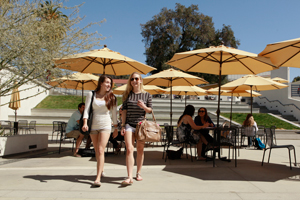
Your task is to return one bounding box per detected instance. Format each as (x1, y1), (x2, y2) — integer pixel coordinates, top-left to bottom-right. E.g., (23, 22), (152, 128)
(82, 75), (118, 187)
(121, 72), (152, 185)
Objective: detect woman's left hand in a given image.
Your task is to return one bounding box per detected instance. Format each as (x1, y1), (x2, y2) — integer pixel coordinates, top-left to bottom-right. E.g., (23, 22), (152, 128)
(137, 100), (145, 109)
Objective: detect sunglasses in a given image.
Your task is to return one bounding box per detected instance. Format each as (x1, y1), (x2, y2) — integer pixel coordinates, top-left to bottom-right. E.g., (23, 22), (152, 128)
(199, 110), (205, 113)
(131, 77), (139, 81)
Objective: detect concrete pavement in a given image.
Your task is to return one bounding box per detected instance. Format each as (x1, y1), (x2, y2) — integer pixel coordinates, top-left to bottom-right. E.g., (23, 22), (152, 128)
(0, 131), (300, 199)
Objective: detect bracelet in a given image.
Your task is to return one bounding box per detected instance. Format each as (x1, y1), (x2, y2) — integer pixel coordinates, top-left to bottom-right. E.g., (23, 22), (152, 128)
(121, 124), (125, 127)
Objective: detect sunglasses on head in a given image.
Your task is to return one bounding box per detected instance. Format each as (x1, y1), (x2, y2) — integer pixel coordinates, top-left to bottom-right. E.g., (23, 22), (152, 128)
(131, 77), (139, 81)
(199, 110), (205, 113)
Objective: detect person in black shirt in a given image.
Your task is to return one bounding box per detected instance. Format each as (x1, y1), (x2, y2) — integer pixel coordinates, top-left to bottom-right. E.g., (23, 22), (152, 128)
(194, 107), (215, 160)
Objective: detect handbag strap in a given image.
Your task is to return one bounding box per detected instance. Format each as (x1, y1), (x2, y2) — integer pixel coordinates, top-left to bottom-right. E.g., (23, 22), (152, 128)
(88, 91), (95, 116)
(150, 110), (157, 123)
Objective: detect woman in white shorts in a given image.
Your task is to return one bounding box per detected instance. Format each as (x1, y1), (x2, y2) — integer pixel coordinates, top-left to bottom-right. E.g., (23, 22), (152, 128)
(82, 75), (118, 187)
(121, 72), (152, 185)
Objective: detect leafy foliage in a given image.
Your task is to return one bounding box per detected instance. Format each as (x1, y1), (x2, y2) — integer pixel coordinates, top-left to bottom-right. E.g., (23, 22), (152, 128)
(141, 3), (240, 84)
(292, 76), (300, 82)
(0, 0), (105, 101)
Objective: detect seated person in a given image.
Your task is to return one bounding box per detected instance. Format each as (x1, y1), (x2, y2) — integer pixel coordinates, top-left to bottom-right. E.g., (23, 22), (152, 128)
(66, 103), (91, 157)
(242, 114), (258, 146)
(108, 105), (124, 154)
(177, 105), (211, 158)
(194, 107), (215, 160)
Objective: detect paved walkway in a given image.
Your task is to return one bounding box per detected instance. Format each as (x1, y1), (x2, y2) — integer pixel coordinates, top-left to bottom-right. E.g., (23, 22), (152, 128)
(0, 131), (300, 199)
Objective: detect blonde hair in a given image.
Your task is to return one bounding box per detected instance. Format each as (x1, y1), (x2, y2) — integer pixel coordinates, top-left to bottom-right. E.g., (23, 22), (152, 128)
(122, 72), (145, 102)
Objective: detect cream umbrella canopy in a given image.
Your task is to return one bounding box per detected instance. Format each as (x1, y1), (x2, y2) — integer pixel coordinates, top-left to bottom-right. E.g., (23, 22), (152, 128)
(9, 82), (21, 122)
(167, 45), (277, 126)
(207, 87), (261, 124)
(272, 77), (289, 83)
(164, 85), (207, 106)
(48, 72), (99, 102)
(143, 68), (209, 125)
(54, 45), (156, 75)
(259, 38), (300, 68)
(221, 74), (288, 114)
(113, 84), (165, 95)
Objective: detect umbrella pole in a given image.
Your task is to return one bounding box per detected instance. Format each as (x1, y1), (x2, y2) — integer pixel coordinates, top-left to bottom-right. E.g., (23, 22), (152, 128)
(217, 53), (223, 128)
(230, 93), (233, 126)
(185, 91), (187, 107)
(82, 82), (84, 103)
(15, 110), (17, 122)
(250, 85), (253, 114)
(170, 80), (173, 125)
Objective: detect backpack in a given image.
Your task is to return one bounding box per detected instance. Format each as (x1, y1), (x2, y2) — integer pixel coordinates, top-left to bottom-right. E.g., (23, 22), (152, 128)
(254, 138), (265, 150)
(166, 147), (183, 160)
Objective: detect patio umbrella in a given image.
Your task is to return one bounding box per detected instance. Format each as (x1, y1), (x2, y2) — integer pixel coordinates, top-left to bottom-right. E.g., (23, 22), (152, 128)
(259, 37), (300, 68)
(221, 74), (288, 114)
(143, 68), (209, 125)
(54, 45), (156, 75)
(167, 45), (277, 126)
(9, 82), (21, 122)
(47, 72), (99, 102)
(164, 85), (207, 106)
(113, 84), (165, 95)
(271, 77), (289, 83)
(207, 87), (261, 124)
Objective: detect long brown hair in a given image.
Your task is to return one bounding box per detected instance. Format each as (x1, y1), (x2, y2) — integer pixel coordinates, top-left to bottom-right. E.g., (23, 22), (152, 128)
(243, 114), (254, 127)
(198, 107), (208, 121)
(95, 75), (116, 110)
(122, 72), (145, 102)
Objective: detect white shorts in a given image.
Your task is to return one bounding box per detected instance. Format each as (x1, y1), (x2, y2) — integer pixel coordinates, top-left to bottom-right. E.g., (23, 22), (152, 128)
(125, 124), (136, 133)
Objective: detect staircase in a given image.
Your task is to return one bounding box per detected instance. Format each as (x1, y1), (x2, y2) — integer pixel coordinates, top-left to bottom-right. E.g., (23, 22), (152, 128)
(252, 102), (300, 124)
(10, 98), (256, 125)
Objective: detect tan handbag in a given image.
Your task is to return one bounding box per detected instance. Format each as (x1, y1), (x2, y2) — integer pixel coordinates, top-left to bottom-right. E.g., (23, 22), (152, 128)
(135, 111), (162, 142)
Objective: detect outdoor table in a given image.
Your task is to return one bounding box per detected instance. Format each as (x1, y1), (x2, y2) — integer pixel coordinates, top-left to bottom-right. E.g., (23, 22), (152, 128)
(212, 126), (238, 167)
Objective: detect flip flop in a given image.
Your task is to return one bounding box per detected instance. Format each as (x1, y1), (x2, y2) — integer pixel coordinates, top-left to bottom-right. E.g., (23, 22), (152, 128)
(93, 181), (101, 187)
(136, 173), (143, 181)
(121, 178), (133, 186)
(73, 153), (81, 157)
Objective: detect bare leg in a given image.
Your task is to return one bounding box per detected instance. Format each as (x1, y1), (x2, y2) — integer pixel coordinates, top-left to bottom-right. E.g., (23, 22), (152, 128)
(90, 131), (110, 183)
(74, 134), (85, 154)
(196, 137), (203, 158)
(124, 130), (134, 182)
(136, 140), (145, 180)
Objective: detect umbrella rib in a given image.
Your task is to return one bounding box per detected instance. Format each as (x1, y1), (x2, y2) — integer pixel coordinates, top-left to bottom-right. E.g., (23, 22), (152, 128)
(230, 54), (255, 74)
(81, 57), (97, 73)
(260, 41), (300, 56)
(185, 52), (217, 71)
(280, 51), (300, 67)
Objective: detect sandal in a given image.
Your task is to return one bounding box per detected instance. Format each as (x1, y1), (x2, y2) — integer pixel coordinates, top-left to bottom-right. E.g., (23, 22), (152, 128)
(121, 177), (133, 186)
(136, 173), (143, 181)
(93, 181), (101, 187)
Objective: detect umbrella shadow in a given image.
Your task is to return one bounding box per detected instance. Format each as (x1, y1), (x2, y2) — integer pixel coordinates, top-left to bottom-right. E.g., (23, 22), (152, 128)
(162, 159), (300, 182)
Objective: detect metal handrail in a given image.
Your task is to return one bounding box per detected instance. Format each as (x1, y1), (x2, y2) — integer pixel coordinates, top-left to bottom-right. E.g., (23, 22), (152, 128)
(258, 96), (300, 111)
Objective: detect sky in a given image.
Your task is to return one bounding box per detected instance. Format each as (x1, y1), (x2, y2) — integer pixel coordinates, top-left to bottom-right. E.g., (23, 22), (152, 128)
(63, 0), (300, 82)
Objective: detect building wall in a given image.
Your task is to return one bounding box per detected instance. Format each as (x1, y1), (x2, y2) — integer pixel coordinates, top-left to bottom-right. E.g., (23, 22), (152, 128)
(0, 69), (49, 120)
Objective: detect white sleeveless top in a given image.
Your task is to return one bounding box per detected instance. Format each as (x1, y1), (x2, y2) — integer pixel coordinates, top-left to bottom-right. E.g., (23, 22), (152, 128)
(83, 91), (117, 131)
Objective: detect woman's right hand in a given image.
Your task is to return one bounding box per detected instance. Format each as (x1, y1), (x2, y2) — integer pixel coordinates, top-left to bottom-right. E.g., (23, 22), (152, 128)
(82, 124), (88, 132)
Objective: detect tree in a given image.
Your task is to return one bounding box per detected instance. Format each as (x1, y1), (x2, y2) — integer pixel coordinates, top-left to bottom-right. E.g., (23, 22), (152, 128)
(141, 3), (240, 84)
(0, 0), (105, 104)
(293, 76), (300, 82)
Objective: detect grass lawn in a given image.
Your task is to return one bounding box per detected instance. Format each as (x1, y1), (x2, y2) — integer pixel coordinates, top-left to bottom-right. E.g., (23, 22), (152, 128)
(35, 95), (123, 109)
(221, 113), (300, 130)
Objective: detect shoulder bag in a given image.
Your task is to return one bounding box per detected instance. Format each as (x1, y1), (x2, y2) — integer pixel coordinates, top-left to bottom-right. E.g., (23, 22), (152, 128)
(135, 111), (162, 142)
(79, 91), (95, 135)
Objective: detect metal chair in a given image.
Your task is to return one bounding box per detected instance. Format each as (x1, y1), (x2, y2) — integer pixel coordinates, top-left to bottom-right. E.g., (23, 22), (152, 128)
(240, 126), (256, 147)
(23, 121), (36, 134)
(256, 125), (266, 144)
(262, 128), (297, 170)
(52, 121), (62, 142)
(270, 125), (277, 145)
(58, 122), (76, 154)
(18, 120), (28, 134)
(0, 121), (14, 135)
